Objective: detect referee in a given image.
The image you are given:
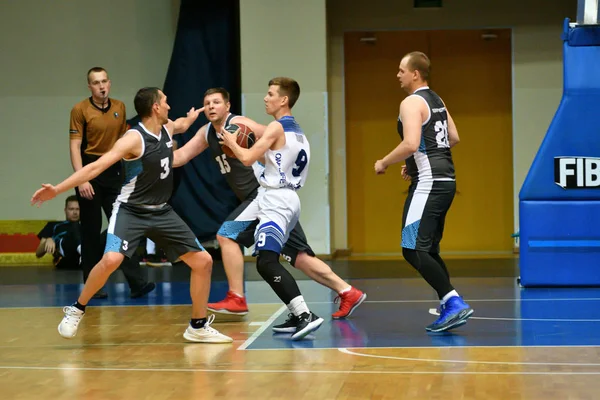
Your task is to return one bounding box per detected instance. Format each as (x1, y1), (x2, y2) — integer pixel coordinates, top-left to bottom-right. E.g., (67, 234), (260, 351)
(69, 67), (154, 299)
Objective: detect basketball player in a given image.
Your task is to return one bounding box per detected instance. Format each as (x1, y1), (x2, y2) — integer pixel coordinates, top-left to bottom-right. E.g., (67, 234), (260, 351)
(374, 52), (473, 332)
(217, 77), (323, 339)
(32, 87), (232, 343)
(173, 87), (366, 323)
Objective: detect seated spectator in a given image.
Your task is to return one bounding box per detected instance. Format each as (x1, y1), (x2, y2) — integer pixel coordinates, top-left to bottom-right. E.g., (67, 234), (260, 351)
(36, 195), (81, 270)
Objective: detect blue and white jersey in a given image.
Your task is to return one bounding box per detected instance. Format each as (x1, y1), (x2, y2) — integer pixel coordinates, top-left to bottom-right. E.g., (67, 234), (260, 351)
(259, 116), (310, 190)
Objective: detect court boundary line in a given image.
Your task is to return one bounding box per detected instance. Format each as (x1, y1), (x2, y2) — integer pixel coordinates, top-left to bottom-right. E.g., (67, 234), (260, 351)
(2, 343), (600, 350)
(338, 347), (600, 367)
(237, 305), (287, 350)
(1, 364), (599, 375)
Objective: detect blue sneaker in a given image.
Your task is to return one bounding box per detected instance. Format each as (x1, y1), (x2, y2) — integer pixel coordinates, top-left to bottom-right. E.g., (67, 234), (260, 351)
(426, 296), (473, 333)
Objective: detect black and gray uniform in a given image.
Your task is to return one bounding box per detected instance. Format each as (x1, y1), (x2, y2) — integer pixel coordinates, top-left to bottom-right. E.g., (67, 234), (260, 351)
(206, 113), (315, 265)
(105, 122), (204, 261)
(398, 87), (456, 253)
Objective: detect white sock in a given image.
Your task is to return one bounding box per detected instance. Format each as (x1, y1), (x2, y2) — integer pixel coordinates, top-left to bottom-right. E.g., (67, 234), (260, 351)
(441, 290), (459, 305)
(146, 239), (156, 255)
(288, 295), (310, 316)
(339, 286), (352, 295)
(76, 244), (81, 255)
(230, 291), (244, 298)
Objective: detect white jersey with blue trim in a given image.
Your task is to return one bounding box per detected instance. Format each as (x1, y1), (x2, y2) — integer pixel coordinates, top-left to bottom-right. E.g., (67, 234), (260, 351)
(259, 116), (310, 190)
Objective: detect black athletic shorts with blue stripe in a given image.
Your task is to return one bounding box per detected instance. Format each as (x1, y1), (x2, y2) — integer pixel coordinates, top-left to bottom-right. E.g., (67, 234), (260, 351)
(105, 202), (204, 262)
(401, 180), (456, 253)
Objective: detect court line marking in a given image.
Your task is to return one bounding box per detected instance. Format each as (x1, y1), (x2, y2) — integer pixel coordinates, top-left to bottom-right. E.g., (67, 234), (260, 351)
(427, 308), (600, 322)
(1, 365), (600, 375)
(4, 297), (600, 310)
(338, 347), (600, 367)
(244, 344), (600, 351)
(237, 305), (287, 350)
(2, 343), (600, 350)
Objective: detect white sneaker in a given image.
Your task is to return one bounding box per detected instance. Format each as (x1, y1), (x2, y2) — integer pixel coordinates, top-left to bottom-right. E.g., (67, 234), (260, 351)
(58, 305), (85, 339)
(183, 314), (233, 343)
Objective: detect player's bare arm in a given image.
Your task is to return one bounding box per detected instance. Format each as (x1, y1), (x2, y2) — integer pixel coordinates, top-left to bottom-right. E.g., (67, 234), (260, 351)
(31, 132), (143, 206)
(446, 110), (460, 148)
(168, 106), (204, 135)
(173, 124), (210, 168)
(230, 116), (267, 139)
(221, 120), (282, 166)
(375, 96), (423, 174)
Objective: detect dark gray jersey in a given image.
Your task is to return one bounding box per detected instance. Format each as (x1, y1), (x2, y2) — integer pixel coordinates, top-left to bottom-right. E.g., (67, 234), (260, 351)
(397, 87), (456, 182)
(205, 113), (260, 200)
(116, 123), (174, 205)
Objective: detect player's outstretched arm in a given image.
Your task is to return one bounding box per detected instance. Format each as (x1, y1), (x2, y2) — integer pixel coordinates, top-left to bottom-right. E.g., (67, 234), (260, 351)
(374, 97), (422, 174)
(31, 132), (142, 207)
(173, 124), (209, 168)
(230, 116), (267, 139)
(168, 106), (205, 135)
(220, 120), (281, 166)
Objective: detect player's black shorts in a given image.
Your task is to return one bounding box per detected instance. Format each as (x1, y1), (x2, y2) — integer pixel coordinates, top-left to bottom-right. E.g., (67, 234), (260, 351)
(105, 202), (204, 261)
(401, 180), (456, 253)
(216, 191), (315, 266)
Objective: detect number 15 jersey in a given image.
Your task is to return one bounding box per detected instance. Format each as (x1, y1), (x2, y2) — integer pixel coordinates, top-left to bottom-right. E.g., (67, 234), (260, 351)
(397, 86), (455, 183)
(259, 116), (310, 191)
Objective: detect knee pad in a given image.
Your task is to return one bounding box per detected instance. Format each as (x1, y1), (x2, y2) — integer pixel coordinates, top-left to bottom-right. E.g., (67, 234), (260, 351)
(257, 251), (287, 283)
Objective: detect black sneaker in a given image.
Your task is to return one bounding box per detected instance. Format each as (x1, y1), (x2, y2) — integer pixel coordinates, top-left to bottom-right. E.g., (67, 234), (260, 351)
(292, 312), (324, 341)
(272, 313), (298, 333)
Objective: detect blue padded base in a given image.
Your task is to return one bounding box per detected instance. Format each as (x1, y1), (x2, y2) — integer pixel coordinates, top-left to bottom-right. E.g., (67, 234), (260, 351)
(519, 200), (600, 286)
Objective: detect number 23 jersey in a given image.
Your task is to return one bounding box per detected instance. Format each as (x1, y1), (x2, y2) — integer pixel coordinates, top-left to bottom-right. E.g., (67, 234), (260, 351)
(397, 86), (455, 183)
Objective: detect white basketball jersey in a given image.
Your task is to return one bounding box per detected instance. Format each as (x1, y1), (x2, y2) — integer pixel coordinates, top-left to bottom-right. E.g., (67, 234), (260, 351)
(259, 116), (310, 190)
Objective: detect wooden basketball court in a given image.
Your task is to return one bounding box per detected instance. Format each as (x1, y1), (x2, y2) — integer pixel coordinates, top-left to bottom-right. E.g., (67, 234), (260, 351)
(1, 259), (599, 399)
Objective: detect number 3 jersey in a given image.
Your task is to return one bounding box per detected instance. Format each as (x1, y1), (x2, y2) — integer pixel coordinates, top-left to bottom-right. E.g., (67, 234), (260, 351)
(259, 116), (310, 191)
(397, 86), (455, 183)
(116, 122), (174, 205)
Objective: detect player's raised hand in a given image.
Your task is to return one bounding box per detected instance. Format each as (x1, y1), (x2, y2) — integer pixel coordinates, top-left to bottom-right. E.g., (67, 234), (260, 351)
(187, 107), (204, 120)
(31, 184), (58, 207)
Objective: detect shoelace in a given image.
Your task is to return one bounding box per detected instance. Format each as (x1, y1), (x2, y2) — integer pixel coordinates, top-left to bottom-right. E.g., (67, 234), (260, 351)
(283, 313), (296, 323)
(201, 314), (220, 334)
(333, 293), (351, 310)
(63, 306), (83, 324)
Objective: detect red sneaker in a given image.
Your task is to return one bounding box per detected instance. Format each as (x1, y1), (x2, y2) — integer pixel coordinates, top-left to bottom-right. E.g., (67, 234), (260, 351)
(332, 287), (366, 319)
(207, 291), (249, 316)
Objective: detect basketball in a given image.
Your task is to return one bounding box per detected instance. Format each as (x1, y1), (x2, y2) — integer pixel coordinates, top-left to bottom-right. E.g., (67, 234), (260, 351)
(222, 123), (255, 158)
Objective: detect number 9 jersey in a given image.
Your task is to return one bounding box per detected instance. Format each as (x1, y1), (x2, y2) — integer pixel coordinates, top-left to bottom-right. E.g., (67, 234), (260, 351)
(259, 116), (310, 191)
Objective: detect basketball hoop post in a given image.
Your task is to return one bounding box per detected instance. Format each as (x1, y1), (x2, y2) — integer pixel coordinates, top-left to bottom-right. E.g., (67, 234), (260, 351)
(577, 0), (600, 25)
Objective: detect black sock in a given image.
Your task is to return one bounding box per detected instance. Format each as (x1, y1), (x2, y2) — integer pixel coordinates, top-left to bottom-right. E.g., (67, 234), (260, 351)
(73, 301), (86, 312)
(257, 250), (302, 304)
(190, 318), (207, 329)
(430, 252), (450, 279)
(402, 248), (454, 299)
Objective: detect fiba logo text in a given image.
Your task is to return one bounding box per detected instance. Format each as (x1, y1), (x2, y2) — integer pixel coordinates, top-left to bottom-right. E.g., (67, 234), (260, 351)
(554, 157), (600, 189)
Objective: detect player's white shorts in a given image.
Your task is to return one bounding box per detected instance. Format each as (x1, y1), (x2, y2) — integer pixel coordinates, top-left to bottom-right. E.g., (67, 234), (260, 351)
(254, 187), (300, 254)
